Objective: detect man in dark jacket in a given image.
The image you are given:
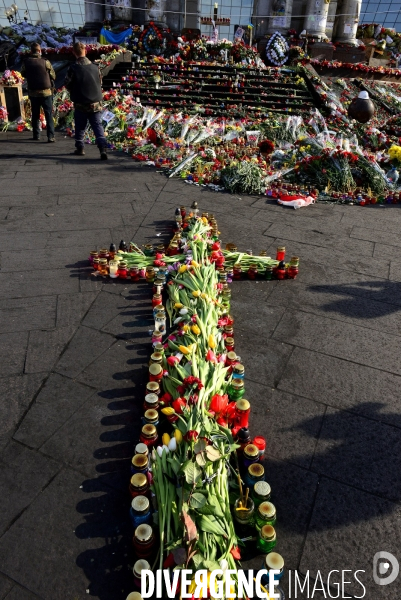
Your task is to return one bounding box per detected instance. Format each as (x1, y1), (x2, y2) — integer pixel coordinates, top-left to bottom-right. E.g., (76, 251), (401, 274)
(21, 42), (56, 142)
(64, 41), (107, 159)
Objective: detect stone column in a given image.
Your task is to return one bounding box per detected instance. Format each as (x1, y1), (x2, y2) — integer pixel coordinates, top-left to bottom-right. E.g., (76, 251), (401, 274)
(333, 0), (361, 44)
(253, 0), (270, 38)
(84, 0), (104, 26)
(145, 0), (167, 25)
(267, 0), (294, 34)
(303, 0), (330, 38)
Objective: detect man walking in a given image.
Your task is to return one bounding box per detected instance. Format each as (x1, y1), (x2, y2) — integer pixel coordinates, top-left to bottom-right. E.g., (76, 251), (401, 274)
(64, 41), (108, 160)
(21, 42), (56, 142)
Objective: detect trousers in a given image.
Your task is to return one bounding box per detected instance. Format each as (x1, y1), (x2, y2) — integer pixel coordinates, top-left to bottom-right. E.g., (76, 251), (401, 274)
(30, 95), (55, 139)
(74, 109), (107, 149)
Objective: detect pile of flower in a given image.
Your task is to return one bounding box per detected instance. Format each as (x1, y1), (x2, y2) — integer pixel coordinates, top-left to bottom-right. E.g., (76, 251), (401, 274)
(0, 106), (7, 122)
(0, 69), (24, 85)
(90, 209), (298, 598)
(0, 21), (76, 50)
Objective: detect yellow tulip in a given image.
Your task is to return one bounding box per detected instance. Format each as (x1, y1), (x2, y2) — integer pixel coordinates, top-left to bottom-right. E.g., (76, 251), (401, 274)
(174, 429), (183, 444)
(174, 302), (183, 309)
(208, 334), (216, 349)
(191, 260), (200, 267)
(179, 265), (187, 274)
(161, 407), (175, 415)
(191, 324), (201, 335)
(182, 324), (190, 332)
(162, 433), (171, 446)
(192, 290), (201, 297)
(201, 292), (208, 300)
(179, 345), (191, 355)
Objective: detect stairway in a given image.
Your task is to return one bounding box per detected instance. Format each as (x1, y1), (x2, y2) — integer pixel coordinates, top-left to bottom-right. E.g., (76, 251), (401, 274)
(101, 61), (318, 117)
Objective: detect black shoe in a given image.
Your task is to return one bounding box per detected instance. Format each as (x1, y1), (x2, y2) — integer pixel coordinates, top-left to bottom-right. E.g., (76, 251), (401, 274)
(100, 148), (108, 160)
(48, 138), (55, 143)
(31, 136), (40, 141)
(72, 148), (85, 156)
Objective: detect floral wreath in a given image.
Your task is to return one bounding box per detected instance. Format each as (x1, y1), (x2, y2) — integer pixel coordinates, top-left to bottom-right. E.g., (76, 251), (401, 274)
(139, 22), (164, 55)
(265, 31), (289, 66)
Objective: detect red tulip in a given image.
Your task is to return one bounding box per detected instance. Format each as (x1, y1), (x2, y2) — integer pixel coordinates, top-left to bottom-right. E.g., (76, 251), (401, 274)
(167, 356), (180, 366)
(210, 393), (228, 416)
(185, 430), (199, 442)
(230, 546), (241, 560)
(172, 398), (186, 414)
(206, 349), (218, 363)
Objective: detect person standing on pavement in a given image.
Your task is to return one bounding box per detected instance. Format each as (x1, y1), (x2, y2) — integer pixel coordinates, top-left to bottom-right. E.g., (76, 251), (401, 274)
(21, 42), (56, 142)
(64, 41), (108, 160)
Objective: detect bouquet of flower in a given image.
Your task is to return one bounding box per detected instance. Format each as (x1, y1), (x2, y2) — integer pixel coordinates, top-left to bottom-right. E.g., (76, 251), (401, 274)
(0, 70), (24, 85)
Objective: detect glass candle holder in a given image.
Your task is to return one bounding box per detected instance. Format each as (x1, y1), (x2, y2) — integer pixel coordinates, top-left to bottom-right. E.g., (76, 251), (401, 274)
(146, 381), (160, 396)
(145, 267), (155, 283)
(228, 379), (245, 401)
(255, 501), (277, 528)
(133, 524), (155, 559)
(248, 264), (258, 280)
(92, 258), (100, 271)
(253, 435), (266, 459)
(132, 559), (151, 590)
(252, 480), (271, 507)
(98, 259), (108, 276)
(155, 311), (166, 334)
(143, 409), (159, 426)
(233, 496), (255, 527)
(235, 399), (250, 428)
(243, 443), (260, 468)
(109, 261), (119, 278)
(130, 495), (152, 529)
(257, 524), (277, 554)
(129, 473), (150, 498)
(140, 424), (158, 447)
(143, 393), (159, 412)
(89, 250), (98, 264)
(118, 261), (128, 279)
(149, 364), (163, 382)
(131, 454), (149, 476)
(130, 266), (140, 281)
(232, 363), (245, 380)
(276, 246), (286, 261)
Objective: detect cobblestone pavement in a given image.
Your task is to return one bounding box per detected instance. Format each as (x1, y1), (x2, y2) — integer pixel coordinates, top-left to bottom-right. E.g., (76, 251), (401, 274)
(0, 131), (401, 599)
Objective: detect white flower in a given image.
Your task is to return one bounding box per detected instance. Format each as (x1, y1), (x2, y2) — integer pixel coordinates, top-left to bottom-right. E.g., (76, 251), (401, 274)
(162, 444), (170, 454)
(156, 446), (163, 457)
(168, 438), (177, 452)
(179, 308), (188, 315)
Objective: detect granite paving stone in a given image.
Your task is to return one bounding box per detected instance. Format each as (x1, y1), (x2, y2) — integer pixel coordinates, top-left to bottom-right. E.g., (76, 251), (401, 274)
(40, 389), (141, 486)
(0, 332), (29, 376)
(0, 441), (59, 536)
(81, 291), (137, 331)
(54, 326), (115, 379)
(262, 236), (390, 279)
(56, 292), (98, 328)
(278, 347), (401, 426)
(14, 373), (96, 449)
(0, 246), (90, 272)
(0, 574), (13, 599)
(76, 339), (147, 390)
(311, 407), (401, 501)
(0, 269), (79, 299)
(0, 232), (50, 251)
(248, 381), (325, 468)
(264, 222), (375, 256)
(234, 332), (294, 387)
(3, 586), (42, 599)
(24, 326), (77, 374)
(0, 468), (132, 600)
(273, 309), (401, 375)
(0, 374), (45, 449)
(2, 131), (401, 600)
(46, 229), (112, 250)
(0, 296), (56, 334)
(267, 280), (401, 336)
(299, 477), (401, 599)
